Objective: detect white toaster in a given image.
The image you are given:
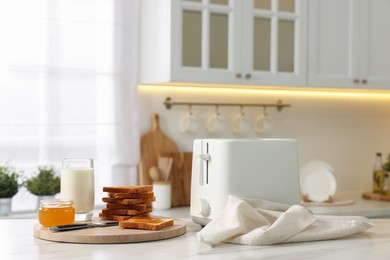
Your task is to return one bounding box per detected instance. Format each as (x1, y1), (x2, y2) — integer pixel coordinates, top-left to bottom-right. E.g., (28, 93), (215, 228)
(190, 138), (301, 226)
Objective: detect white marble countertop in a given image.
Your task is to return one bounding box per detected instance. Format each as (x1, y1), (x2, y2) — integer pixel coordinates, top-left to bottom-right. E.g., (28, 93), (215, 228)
(1, 212), (390, 259)
(2, 191), (390, 259)
(303, 191), (390, 218)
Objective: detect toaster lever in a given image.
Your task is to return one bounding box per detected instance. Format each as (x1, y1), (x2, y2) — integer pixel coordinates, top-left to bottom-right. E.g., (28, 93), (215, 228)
(198, 153), (210, 161)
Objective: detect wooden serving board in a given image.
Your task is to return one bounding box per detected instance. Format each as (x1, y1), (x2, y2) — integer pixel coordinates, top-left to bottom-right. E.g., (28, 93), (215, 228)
(139, 113), (180, 186)
(362, 191), (390, 201)
(33, 219), (186, 244)
(139, 113), (193, 206)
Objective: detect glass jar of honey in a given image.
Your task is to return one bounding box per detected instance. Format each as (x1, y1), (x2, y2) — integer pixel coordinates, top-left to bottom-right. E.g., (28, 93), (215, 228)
(39, 199), (75, 228)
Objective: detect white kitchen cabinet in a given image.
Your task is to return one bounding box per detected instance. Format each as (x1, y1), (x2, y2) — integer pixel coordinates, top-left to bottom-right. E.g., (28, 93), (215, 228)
(140, 0), (307, 87)
(308, 0), (390, 89)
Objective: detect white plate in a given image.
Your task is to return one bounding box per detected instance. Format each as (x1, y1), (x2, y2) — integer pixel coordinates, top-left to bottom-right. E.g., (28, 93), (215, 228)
(300, 161), (337, 202)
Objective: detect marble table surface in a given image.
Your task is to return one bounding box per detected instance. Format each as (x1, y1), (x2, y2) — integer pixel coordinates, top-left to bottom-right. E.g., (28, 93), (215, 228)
(1, 208), (390, 259)
(303, 191), (390, 218)
(2, 191), (390, 259)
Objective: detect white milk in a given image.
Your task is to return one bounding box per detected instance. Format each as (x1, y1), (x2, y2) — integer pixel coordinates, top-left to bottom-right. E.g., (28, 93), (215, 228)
(60, 168), (94, 213)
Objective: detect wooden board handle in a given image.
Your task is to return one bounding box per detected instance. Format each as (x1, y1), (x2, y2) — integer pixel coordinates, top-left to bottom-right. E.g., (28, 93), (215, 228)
(151, 113), (160, 131)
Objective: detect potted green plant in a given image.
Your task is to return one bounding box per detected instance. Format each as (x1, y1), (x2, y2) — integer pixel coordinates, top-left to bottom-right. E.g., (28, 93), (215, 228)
(25, 166), (61, 210)
(0, 163), (21, 216)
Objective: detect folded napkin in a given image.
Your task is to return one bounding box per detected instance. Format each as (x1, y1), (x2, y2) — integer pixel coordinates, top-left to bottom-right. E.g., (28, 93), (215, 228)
(197, 196), (373, 246)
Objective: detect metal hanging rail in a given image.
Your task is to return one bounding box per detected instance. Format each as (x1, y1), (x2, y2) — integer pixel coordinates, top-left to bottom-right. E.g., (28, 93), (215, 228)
(163, 97), (291, 111)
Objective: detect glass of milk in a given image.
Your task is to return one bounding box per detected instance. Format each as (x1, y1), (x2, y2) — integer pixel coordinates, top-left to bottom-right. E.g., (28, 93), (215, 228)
(61, 158), (95, 221)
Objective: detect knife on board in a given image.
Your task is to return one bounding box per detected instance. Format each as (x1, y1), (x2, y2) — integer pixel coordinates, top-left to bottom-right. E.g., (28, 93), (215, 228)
(49, 221), (118, 232)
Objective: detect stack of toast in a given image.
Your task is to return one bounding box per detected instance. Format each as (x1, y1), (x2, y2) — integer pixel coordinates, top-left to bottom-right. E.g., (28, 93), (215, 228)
(99, 185), (155, 221)
(99, 185), (174, 231)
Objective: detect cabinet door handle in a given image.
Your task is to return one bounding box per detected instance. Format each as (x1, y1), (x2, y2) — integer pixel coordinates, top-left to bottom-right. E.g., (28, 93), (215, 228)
(353, 79), (360, 84)
(235, 73), (242, 79)
(245, 73), (251, 80)
(362, 79), (368, 84)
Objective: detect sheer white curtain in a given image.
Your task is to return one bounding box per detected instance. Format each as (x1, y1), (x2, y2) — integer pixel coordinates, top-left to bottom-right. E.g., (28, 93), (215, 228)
(0, 0), (140, 208)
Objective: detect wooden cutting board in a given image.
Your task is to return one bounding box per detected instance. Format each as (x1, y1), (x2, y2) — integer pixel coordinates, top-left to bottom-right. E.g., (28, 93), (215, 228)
(166, 152), (192, 207)
(139, 113), (180, 185)
(362, 191), (390, 201)
(33, 219), (186, 244)
(139, 113), (192, 207)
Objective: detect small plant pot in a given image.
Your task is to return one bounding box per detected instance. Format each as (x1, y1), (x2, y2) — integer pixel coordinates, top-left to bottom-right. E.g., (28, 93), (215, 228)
(0, 198), (12, 216)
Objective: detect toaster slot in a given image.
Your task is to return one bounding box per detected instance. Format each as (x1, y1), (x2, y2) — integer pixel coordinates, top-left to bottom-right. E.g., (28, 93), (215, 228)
(206, 142), (209, 184)
(199, 158), (203, 185)
(198, 142), (210, 186)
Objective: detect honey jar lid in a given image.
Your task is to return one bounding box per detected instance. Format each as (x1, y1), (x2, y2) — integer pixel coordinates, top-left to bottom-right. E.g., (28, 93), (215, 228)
(40, 199), (74, 208)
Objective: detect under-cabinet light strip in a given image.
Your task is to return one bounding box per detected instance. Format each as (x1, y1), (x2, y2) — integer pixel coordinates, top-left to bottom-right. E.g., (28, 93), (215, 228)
(139, 84), (390, 100)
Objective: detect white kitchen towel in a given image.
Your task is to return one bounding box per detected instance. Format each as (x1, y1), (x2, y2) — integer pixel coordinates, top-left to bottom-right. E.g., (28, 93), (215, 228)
(197, 196), (373, 246)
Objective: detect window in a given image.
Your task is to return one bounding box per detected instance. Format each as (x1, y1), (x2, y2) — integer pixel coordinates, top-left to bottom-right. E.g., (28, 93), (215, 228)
(0, 0), (140, 211)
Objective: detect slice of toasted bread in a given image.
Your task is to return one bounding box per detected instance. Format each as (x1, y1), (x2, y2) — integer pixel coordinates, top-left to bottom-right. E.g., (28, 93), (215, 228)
(108, 191), (155, 199)
(102, 196), (155, 205)
(99, 213), (151, 221)
(103, 185), (153, 193)
(101, 207), (152, 216)
(98, 213), (131, 221)
(102, 197), (144, 205)
(119, 216), (174, 231)
(106, 202), (151, 211)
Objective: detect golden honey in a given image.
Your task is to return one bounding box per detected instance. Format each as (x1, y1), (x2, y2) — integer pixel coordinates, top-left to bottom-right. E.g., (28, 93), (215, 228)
(39, 200), (75, 227)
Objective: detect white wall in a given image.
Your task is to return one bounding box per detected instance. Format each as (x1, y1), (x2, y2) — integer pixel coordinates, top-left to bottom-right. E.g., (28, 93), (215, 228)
(138, 85), (390, 193)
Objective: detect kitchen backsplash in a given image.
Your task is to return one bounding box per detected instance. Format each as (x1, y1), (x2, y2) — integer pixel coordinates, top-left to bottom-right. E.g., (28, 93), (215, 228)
(138, 85), (390, 193)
